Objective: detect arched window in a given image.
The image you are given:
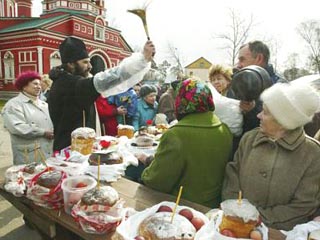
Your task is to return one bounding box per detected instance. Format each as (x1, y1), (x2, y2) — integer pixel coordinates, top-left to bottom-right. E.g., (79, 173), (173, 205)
(0, 1), (3, 17)
(8, 0), (15, 17)
(90, 55), (106, 75)
(50, 51), (61, 69)
(3, 51), (15, 82)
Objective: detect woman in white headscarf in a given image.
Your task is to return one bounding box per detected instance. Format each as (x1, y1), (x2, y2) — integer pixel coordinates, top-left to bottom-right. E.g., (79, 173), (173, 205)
(222, 82), (320, 231)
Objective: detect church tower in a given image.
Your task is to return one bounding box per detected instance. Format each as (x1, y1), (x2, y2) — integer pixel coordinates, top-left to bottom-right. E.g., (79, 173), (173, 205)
(42, 0), (106, 18)
(16, 0), (32, 17)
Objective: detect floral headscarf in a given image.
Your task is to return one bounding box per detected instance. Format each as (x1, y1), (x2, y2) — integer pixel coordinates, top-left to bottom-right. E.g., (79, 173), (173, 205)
(175, 79), (215, 120)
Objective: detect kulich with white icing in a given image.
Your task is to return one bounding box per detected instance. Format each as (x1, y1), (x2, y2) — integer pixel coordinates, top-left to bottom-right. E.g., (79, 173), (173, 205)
(219, 199), (260, 238)
(117, 124), (134, 130)
(138, 212), (196, 240)
(221, 199), (259, 223)
(117, 124), (134, 139)
(135, 135), (154, 147)
(81, 186), (119, 206)
(71, 127), (96, 139)
(36, 170), (62, 188)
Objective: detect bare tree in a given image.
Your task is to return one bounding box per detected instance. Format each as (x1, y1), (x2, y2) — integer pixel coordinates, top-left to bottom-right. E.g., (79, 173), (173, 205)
(214, 8), (255, 66)
(297, 20), (320, 73)
(283, 53), (311, 80)
(165, 41), (185, 76)
(263, 37), (282, 72)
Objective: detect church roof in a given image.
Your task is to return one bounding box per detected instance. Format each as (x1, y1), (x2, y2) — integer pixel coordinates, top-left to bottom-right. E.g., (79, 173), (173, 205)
(0, 15), (66, 33)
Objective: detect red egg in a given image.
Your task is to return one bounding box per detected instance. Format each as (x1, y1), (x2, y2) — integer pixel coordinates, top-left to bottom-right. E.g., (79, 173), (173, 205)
(134, 236), (145, 240)
(157, 205), (173, 212)
(190, 217), (205, 231)
(256, 216), (262, 226)
(75, 182), (87, 188)
(220, 229), (236, 237)
(250, 230), (263, 240)
(178, 208), (194, 221)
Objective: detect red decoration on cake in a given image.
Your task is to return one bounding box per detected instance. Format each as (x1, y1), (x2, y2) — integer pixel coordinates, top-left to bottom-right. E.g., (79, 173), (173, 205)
(146, 119), (153, 126)
(100, 140), (111, 149)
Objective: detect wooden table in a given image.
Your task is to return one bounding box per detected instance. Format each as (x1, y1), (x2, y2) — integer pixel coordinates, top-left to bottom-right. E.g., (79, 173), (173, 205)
(0, 177), (285, 240)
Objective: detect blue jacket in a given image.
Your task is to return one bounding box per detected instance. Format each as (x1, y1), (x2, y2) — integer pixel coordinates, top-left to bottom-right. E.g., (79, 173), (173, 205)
(132, 99), (158, 131)
(107, 88), (138, 118)
(265, 64), (287, 84)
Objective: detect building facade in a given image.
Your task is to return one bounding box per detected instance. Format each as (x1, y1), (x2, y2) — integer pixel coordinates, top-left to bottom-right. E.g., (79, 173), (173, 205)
(184, 57), (212, 82)
(0, 0), (132, 93)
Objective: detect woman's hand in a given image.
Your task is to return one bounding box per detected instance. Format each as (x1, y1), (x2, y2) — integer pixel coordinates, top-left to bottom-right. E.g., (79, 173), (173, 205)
(240, 100), (256, 113)
(44, 130), (54, 140)
(135, 153), (154, 166)
(117, 106), (127, 115)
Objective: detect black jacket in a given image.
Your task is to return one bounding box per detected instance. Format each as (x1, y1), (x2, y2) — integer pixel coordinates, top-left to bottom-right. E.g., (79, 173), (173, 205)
(48, 66), (100, 151)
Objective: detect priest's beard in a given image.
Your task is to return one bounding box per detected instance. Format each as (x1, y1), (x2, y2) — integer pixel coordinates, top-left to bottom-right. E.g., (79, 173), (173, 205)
(73, 63), (91, 78)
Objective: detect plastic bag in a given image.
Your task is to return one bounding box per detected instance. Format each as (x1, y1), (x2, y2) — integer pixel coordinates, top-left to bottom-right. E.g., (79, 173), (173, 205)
(116, 201), (209, 239)
(196, 210), (268, 240)
(208, 84), (243, 136)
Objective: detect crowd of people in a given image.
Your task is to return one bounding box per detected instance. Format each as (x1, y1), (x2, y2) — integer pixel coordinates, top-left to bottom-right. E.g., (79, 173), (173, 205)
(1, 36), (320, 233)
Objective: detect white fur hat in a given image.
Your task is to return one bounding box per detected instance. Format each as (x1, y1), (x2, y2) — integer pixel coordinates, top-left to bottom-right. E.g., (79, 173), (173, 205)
(260, 83), (320, 130)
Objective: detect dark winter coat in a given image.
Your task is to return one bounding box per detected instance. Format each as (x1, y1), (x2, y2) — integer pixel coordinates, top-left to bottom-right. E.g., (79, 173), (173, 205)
(48, 67), (99, 151)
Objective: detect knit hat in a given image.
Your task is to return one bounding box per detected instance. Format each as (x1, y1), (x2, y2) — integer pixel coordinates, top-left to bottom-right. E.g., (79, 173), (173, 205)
(59, 37), (89, 64)
(14, 71), (41, 90)
(260, 83), (320, 130)
(139, 84), (158, 98)
(232, 65), (272, 101)
(175, 78), (215, 120)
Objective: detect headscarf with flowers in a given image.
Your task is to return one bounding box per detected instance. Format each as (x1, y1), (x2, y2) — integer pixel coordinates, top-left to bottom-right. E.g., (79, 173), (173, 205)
(175, 79), (215, 120)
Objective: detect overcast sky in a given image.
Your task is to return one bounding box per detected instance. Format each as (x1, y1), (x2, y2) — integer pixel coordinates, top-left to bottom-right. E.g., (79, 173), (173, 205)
(32, 0), (320, 71)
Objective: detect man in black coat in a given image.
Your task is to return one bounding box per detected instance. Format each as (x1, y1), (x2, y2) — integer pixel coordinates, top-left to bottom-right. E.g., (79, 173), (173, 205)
(48, 37), (155, 152)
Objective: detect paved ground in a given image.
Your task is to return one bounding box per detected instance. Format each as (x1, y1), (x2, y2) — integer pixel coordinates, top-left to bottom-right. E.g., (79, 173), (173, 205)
(0, 116), (42, 240)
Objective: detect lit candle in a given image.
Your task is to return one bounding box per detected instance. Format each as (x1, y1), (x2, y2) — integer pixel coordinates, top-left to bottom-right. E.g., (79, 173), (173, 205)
(171, 186), (183, 223)
(83, 110), (85, 127)
(38, 148), (48, 168)
(97, 155), (100, 190)
(24, 146), (29, 163)
(237, 190), (242, 205)
(34, 142), (38, 163)
(123, 114), (126, 125)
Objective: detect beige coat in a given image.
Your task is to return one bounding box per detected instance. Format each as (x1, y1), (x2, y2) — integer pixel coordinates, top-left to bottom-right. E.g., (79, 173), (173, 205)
(314, 129), (320, 141)
(222, 127), (320, 230)
(2, 93), (53, 164)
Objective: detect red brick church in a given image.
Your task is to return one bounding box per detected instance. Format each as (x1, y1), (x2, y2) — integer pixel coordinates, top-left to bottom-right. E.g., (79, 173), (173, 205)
(0, 0), (133, 92)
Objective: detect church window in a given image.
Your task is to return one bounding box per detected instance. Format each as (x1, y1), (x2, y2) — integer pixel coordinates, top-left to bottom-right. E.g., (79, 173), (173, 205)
(3, 51), (15, 81)
(50, 51), (61, 69)
(95, 26), (105, 41)
(81, 3), (87, 10)
(75, 23), (80, 31)
(19, 51), (34, 63)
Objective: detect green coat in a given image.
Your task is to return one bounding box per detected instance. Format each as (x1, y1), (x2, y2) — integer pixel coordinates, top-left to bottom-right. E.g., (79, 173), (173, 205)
(142, 112), (232, 208)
